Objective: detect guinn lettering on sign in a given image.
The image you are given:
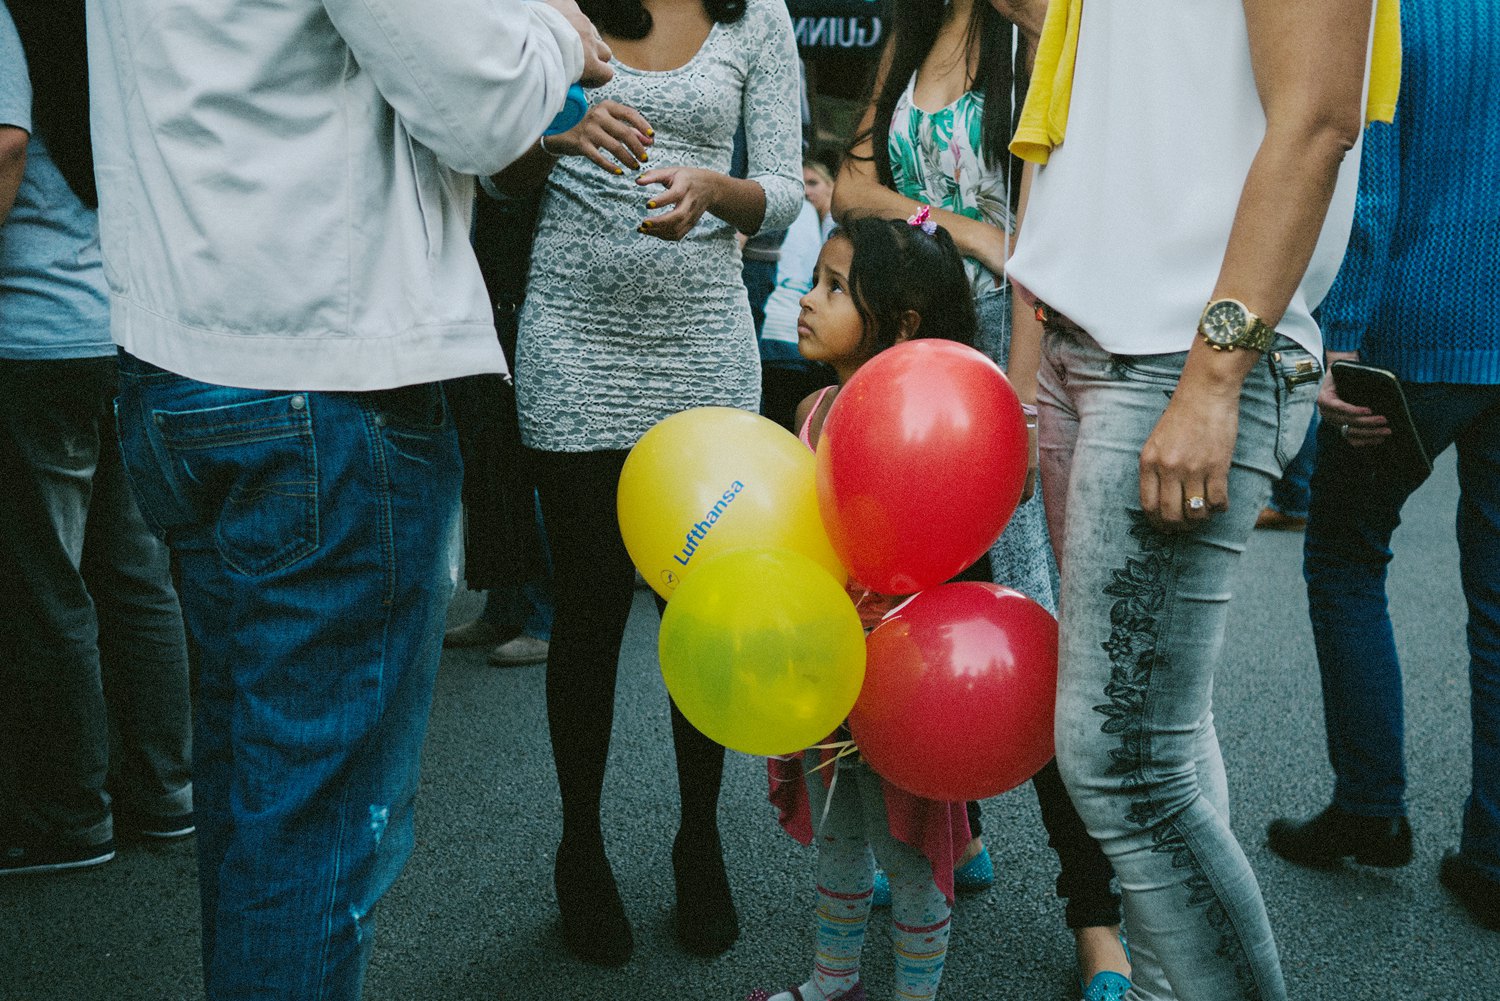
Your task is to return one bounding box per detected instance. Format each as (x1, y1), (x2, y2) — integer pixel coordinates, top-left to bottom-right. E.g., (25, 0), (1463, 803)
(673, 481), (745, 567)
(793, 16), (883, 49)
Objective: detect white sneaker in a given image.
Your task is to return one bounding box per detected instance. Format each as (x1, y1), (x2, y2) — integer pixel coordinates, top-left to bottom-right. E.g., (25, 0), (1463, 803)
(486, 634), (549, 667)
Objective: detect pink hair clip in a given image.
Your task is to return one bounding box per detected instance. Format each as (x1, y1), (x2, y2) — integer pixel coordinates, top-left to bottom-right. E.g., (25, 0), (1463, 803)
(906, 205), (937, 235)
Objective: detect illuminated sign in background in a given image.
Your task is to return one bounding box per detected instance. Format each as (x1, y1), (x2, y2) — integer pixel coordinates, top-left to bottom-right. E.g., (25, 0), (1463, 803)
(787, 0), (888, 51)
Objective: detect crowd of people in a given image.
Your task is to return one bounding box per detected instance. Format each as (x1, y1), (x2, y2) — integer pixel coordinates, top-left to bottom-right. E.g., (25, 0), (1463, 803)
(0, 0), (1495, 1000)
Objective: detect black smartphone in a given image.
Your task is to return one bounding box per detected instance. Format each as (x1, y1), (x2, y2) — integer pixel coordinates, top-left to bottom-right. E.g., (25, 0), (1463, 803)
(1329, 360), (1433, 479)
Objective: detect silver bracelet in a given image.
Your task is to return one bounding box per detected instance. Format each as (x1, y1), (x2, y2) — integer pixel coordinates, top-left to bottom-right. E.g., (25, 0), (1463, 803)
(538, 134), (561, 158)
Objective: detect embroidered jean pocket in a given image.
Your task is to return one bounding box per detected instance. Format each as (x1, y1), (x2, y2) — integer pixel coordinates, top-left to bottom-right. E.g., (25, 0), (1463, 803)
(155, 394), (319, 576)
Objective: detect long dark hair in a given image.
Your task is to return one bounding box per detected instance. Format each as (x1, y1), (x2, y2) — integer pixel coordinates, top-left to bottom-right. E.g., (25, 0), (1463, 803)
(578, 0), (745, 40)
(7, 0), (95, 208)
(838, 216), (978, 353)
(854, 1), (1028, 198)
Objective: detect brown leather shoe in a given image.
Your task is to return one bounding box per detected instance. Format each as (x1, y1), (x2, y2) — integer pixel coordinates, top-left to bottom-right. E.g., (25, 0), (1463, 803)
(1255, 507), (1308, 531)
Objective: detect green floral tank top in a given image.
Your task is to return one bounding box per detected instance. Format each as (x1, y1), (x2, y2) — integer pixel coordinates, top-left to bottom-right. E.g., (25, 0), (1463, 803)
(888, 74), (1016, 296)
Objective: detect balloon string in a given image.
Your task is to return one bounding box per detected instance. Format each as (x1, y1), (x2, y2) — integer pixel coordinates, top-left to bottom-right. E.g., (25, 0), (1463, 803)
(806, 740), (861, 832)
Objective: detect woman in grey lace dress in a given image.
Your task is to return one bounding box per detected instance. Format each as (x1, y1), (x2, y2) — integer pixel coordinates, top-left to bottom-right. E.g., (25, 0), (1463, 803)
(494, 0), (802, 969)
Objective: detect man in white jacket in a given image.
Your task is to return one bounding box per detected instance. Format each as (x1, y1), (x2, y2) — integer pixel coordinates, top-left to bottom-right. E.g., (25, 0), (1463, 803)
(84, 1), (609, 996)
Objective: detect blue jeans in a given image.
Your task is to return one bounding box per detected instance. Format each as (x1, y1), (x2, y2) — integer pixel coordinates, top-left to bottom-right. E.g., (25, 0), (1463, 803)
(1268, 409), (1319, 518)
(478, 489), (553, 641)
(115, 353), (461, 1000)
(1038, 326), (1318, 1001)
(1303, 382), (1500, 879)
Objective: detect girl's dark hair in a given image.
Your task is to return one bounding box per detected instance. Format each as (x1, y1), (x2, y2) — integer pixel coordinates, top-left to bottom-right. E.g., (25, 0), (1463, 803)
(837, 216), (978, 354)
(578, 0), (745, 40)
(8, 0), (95, 208)
(852, 2), (1029, 204)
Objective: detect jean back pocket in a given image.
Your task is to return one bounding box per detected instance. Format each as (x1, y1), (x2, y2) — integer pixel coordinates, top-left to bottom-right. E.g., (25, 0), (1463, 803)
(154, 393), (319, 576)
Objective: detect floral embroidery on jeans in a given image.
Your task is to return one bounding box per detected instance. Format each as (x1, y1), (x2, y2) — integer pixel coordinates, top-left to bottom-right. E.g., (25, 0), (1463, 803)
(1094, 514), (1259, 998)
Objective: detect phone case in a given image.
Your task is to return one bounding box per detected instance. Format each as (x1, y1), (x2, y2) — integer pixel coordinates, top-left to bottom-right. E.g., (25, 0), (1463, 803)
(1329, 361), (1433, 479)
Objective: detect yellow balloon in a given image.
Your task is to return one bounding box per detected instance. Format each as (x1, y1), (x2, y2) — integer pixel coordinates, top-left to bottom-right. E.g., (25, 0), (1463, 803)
(618, 407), (845, 599)
(659, 548), (866, 756)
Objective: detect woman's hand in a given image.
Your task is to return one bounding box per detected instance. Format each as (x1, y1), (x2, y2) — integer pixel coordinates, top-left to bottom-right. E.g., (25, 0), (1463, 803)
(635, 167), (726, 241)
(545, 100), (653, 174)
(1138, 369), (1245, 532)
(1317, 349), (1390, 447)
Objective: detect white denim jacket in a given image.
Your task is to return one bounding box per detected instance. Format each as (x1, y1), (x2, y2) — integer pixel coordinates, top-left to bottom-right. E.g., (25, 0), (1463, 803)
(86, 0), (582, 391)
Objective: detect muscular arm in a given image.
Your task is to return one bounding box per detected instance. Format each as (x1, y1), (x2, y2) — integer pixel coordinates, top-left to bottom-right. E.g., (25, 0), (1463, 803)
(1140, 0), (1373, 529)
(0, 125), (25, 227)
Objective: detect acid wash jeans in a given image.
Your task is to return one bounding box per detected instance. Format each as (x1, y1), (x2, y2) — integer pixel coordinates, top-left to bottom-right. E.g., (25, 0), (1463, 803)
(1037, 325), (1319, 1001)
(115, 352), (461, 1001)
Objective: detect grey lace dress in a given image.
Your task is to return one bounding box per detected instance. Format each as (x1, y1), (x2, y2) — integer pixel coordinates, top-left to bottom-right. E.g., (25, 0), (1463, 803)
(516, 0), (804, 453)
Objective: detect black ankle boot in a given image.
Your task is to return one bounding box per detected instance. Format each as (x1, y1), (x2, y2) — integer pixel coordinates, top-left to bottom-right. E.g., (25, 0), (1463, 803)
(554, 837), (634, 967)
(1438, 849), (1500, 931)
(1266, 804), (1412, 868)
(672, 829), (740, 956)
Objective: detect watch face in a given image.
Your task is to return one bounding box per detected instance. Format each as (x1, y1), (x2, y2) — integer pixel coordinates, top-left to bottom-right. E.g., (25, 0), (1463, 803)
(1201, 299), (1248, 347)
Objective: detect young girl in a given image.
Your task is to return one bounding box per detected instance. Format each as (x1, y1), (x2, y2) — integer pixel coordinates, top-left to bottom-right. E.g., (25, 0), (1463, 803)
(836, 3), (1131, 998)
(755, 214), (979, 1001)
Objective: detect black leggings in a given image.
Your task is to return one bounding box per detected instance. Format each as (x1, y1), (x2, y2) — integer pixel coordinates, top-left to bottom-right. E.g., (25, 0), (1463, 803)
(531, 447), (723, 844)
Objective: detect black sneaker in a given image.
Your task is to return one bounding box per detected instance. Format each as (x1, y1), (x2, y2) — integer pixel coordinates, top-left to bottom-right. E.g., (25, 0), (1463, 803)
(114, 804), (195, 841)
(0, 835), (115, 876)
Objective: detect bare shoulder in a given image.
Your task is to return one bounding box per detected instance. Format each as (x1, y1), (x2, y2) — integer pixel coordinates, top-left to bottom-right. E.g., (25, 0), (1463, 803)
(794, 385), (840, 447)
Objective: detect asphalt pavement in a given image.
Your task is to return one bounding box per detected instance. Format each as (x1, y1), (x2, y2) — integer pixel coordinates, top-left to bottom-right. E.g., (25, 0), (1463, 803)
(2, 449), (1496, 1000)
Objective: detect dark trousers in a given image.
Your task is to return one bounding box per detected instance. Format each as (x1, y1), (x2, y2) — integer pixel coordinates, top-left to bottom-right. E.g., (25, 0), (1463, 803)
(0, 356), (191, 845)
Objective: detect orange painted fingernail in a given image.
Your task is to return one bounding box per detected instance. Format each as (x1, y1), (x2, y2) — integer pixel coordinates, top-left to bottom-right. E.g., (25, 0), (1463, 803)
(614, 167), (624, 175)
(646, 127), (655, 137)
(646, 200), (657, 209)
(639, 151), (648, 161)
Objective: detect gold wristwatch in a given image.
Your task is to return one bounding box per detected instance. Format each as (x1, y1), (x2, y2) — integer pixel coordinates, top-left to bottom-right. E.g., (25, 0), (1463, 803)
(1197, 298), (1277, 353)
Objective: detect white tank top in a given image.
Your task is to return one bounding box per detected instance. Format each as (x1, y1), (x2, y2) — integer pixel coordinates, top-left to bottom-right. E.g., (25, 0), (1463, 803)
(1006, 0), (1370, 358)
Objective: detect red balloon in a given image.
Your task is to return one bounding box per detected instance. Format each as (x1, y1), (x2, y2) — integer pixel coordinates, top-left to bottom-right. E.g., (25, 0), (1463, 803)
(848, 583), (1058, 802)
(815, 340), (1027, 595)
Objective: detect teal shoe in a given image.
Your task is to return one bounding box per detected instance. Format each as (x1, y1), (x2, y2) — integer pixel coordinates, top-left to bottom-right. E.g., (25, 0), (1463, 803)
(1081, 971), (1130, 1001)
(871, 844), (995, 907)
(954, 843), (995, 889)
(1080, 932), (1132, 1001)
